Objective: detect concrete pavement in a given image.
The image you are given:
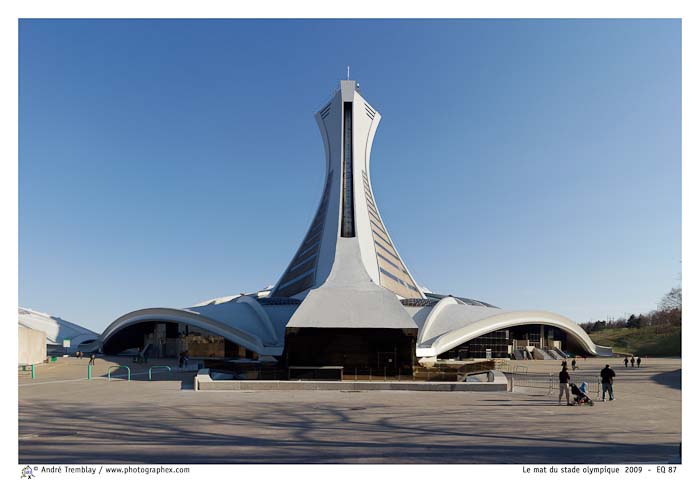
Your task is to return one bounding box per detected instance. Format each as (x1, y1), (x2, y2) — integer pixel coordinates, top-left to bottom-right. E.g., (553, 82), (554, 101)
(18, 356), (681, 464)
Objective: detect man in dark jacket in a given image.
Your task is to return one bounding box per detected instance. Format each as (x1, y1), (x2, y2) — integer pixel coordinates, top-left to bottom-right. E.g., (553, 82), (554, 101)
(600, 364), (616, 401)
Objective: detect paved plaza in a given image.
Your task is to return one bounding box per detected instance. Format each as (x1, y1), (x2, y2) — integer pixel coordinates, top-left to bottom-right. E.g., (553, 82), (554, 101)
(18, 357), (681, 464)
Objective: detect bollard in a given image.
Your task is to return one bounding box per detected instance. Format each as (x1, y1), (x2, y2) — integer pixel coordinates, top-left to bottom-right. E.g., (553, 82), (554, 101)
(148, 365), (172, 381)
(87, 364), (92, 380)
(107, 365), (131, 381)
(31, 364), (35, 379)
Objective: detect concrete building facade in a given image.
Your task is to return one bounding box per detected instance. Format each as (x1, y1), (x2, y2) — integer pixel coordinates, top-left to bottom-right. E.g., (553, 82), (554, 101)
(19, 326), (47, 365)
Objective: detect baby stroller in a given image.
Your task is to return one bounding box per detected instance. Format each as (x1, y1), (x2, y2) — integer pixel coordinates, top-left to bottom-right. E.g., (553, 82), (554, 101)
(570, 383), (594, 406)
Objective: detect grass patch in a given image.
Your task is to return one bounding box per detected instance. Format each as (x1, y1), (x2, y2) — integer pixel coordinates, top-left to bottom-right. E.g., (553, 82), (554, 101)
(588, 325), (681, 356)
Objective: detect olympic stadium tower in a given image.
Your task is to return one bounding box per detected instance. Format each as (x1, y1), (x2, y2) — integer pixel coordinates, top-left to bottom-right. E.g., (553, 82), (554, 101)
(97, 80), (612, 373)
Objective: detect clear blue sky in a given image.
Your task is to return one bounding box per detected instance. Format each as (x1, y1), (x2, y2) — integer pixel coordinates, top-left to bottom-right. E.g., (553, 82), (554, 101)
(19, 19), (681, 333)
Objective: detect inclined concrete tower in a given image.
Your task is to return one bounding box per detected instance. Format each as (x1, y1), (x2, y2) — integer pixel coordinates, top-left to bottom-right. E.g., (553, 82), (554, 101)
(272, 80), (423, 302)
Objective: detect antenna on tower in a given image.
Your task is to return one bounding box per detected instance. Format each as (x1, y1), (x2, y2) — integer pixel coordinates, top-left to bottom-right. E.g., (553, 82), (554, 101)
(347, 65), (350, 80)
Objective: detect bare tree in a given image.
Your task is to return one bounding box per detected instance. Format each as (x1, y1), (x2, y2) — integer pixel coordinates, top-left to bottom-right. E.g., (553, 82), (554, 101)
(658, 287), (682, 312)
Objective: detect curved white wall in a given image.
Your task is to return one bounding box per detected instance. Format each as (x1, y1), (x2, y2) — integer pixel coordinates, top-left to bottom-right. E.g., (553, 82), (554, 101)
(414, 305), (612, 357)
(100, 307), (285, 356)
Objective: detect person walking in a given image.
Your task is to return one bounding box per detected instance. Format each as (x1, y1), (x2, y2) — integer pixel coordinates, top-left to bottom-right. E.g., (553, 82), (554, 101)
(559, 366), (572, 405)
(89, 353), (96, 366)
(624, 356), (629, 368)
(572, 359), (577, 371)
(637, 356), (641, 367)
(600, 364), (616, 401)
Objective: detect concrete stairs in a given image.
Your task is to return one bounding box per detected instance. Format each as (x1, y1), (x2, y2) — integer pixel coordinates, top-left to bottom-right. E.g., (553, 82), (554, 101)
(532, 347), (554, 360)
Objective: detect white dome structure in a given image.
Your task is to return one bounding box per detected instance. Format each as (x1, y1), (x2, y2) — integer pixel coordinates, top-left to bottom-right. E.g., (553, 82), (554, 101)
(19, 307), (98, 350)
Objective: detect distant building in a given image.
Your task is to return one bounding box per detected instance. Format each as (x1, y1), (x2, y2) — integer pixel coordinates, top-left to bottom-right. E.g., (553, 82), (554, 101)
(19, 307), (98, 354)
(18, 326), (46, 365)
(98, 80), (612, 372)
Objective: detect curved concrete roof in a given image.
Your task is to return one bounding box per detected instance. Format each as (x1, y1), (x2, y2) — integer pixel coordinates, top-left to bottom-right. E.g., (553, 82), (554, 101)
(18, 307), (98, 349)
(411, 297), (612, 357)
(98, 291), (612, 358)
(100, 296), (295, 356)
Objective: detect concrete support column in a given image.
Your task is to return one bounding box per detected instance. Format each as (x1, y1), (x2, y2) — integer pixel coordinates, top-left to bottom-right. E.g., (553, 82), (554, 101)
(540, 324), (545, 348)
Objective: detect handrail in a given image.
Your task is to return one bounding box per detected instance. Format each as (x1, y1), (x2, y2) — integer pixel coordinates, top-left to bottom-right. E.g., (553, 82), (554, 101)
(107, 365), (131, 381)
(19, 364), (37, 379)
(148, 365), (172, 381)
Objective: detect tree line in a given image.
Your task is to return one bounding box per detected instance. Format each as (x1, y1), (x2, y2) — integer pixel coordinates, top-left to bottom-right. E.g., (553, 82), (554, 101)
(580, 287), (681, 334)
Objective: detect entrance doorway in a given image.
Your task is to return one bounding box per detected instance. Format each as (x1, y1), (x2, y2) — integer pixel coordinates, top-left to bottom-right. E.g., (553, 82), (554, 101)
(284, 328), (416, 376)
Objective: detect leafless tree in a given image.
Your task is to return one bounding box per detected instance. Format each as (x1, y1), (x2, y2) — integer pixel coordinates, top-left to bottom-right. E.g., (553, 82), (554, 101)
(658, 287), (682, 312)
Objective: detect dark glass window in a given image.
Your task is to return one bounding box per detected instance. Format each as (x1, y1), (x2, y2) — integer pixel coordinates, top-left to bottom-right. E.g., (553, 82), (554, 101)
(439, 329), (510, 359)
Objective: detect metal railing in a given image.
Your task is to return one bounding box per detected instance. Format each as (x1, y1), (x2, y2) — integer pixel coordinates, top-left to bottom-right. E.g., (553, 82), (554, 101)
(209, 367), (418, 382)
(508, 372), (552, 392)
(148, 365), (172, 381)
(107, 365), (131, 382)
(506, 371), (600, 396)
(18, 364), (36, 379)
(497, 362), (528, 375)
(349, 367), (415, 381)
(568, 373), (600, 395)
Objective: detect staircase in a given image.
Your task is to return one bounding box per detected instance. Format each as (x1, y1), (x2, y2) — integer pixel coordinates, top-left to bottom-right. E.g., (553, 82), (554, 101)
(511, 348), (531, 360)
(545, 349), (562, 360)
(139, 343), (152, 360)
(532, 347), (553, 360)
(551, 347), (568, 359)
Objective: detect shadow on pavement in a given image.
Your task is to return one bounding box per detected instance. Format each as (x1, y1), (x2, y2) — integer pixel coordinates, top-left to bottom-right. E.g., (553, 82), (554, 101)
(19, 399), (681, 465)
(651, 369), (681, 390)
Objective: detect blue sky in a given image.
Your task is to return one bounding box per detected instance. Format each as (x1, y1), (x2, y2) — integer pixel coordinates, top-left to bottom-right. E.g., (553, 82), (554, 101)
(19, 19), (681, 333)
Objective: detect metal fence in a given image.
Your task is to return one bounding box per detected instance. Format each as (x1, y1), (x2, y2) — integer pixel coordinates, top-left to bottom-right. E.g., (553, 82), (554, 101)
(18, 364), (36, 379)
(497, 361), (601, 396)
(212, 367), (423, 381)
(506, 371), (600, 395)
(496, 362), (529, 375)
